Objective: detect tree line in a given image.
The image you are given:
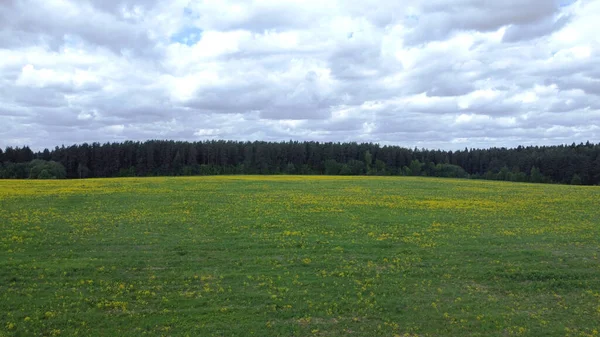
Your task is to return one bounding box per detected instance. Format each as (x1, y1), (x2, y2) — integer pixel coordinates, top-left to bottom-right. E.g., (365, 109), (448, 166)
(1, 140), (599, 185)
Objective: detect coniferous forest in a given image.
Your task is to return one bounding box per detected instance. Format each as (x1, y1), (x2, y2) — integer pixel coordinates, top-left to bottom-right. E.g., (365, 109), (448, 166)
(1, 140), (600, 185)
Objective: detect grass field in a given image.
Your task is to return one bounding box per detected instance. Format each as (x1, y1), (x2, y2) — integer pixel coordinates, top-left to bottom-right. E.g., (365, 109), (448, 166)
(1, 176), (599, 337)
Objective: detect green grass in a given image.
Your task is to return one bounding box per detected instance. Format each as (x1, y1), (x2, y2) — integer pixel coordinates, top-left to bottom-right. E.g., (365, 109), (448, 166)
(1, 176), (599, 336)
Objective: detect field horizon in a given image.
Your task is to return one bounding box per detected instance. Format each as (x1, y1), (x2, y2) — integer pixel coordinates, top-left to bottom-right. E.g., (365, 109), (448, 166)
(1, 176), (599, 336)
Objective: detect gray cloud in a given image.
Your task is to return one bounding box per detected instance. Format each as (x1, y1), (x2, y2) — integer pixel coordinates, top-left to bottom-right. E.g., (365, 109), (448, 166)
(0, 0), (160, 55)
(502, 15), (572, 43)
(405, 0), (560, 45)
(0, 0), (598, 151)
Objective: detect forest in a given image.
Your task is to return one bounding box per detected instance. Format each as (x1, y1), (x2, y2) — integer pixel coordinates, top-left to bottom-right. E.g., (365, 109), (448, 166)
(1, 140), (599, 185)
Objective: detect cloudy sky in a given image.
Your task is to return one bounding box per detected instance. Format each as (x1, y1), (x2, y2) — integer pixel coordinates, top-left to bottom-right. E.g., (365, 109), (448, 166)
(1, 0), (599, 150)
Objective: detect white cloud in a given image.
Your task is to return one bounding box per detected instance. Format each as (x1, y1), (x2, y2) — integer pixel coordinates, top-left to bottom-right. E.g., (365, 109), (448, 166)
(103, 124), (125, 133)
(0, 0), (599, 150)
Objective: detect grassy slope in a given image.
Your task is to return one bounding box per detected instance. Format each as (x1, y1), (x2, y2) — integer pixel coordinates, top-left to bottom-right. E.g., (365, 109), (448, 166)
(0, 176), (599, 336)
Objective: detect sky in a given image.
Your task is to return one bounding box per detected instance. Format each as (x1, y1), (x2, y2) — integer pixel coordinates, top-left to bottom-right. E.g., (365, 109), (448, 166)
(1, 0), (599, 151)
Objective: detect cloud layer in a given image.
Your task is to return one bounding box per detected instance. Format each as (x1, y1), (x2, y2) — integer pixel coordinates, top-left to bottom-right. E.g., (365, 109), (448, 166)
(1, 0), (599, 150)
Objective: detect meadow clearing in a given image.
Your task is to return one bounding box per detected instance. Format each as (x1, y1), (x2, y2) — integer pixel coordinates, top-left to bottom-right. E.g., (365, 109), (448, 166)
(1, 176), (599, 336)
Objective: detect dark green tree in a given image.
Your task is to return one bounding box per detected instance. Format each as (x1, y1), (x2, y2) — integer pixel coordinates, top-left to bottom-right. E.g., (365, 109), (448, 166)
(530, 166), (543, 183)
(324, 159), (341, 175)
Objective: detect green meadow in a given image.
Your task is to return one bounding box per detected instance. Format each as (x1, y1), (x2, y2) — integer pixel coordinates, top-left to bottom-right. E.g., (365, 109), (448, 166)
(1, 176), (599, 336)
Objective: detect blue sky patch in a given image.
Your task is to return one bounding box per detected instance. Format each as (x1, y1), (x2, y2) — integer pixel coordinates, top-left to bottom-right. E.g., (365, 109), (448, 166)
(559, 0), (577, 7)
(171, 26), (203, 46)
